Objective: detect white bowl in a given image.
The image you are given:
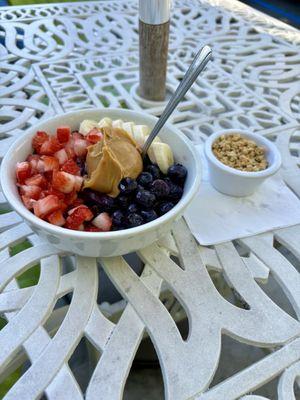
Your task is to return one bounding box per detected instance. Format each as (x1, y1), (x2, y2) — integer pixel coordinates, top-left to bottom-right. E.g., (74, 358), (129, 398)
(0, 108), (201, 257)
(204, 129), (281, 197)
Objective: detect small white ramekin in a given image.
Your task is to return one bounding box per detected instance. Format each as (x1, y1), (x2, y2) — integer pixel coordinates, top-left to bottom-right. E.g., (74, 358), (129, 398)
(0, 108), (201, 257)
(204, 129), (282, 197)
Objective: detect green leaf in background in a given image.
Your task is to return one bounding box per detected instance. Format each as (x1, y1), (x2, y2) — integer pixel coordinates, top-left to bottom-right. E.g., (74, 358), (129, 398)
(10, 240), (40, 288)
(0, 368), (22, 399)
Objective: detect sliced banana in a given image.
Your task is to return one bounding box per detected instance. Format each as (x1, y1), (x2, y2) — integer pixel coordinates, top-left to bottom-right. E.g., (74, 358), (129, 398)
(147, 142), (174, 174)
(134, 124), (150, 136)
(132, 125), (149, 147)
(112, 119), (124, 129)
(98, 117), (112, 128)
(79, 120), (99, 136)
(122, 121), (135, 137)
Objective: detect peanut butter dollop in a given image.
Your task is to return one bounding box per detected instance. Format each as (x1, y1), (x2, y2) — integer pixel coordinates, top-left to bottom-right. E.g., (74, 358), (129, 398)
(83, 127), (143, 197)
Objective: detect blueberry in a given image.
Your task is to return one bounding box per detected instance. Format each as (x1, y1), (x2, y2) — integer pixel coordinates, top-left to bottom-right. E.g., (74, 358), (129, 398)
(81, 189), (115, 211)
(117, 194), (131, 209)
(90, 205), (101, 216)
(168, 183), (183, 201)
(163, 177), (172, 184)
(111, 225), (127, 231)
(146, 164), (160, 180)
(119, 177), (138, 194)
(141, 209), (158, 222)
(127, 213), (144, 227)
(137, 172), (153, 187)
(128, 203), (139, 214)
(150, 179), (170, 198)
(135, 190), (156, 209)
(143, 154), (152, 166)
(168, 163), (187, 183)
(157, 201), (175, 216)
(112, 210), (125, 227)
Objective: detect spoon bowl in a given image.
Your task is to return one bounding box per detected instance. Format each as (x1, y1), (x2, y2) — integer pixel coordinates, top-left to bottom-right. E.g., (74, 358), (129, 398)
(1, 108), (201, 257)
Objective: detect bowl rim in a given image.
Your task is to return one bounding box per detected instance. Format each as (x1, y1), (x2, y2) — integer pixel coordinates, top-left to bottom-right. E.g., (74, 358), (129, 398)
(0, 108), (201, 240)
(204, 129), (282, 178)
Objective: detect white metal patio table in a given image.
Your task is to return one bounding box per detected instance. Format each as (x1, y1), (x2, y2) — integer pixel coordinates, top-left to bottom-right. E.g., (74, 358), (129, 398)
(0, 0), (300, 399)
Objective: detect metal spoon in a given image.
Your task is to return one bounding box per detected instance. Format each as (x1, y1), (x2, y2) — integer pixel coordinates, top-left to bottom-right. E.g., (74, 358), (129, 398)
(141, 45), (212, 158)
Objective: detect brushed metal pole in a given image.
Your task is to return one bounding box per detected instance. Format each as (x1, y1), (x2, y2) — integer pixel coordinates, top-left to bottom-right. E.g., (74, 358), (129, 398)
(139, 0), (171, 101)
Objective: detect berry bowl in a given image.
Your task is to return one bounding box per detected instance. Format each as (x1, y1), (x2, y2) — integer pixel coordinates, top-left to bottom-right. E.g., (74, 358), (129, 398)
(0, 108), (201, 257)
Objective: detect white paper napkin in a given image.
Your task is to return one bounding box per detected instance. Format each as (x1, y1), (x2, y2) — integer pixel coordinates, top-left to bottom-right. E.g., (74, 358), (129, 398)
(184, 145), (300, 245)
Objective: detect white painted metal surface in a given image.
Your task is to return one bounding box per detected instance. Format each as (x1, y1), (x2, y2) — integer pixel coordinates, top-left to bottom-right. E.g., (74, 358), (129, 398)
(0, 0), (299, 398)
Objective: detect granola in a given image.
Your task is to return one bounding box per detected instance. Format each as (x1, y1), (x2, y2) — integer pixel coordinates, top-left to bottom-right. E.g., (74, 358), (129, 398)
(212, 134), (268, 172)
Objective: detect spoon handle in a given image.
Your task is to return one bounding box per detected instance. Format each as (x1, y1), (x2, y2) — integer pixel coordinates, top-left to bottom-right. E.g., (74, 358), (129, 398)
(142, 45), (212, 158)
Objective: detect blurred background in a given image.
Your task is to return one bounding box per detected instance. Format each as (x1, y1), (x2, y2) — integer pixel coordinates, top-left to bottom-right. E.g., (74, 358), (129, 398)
(242, 0), (300, 28)
(0, 0), (299, 28)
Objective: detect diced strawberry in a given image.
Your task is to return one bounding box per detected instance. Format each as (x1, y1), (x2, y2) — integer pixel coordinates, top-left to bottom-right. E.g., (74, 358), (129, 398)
(84, 224), (101, 232)
(68, 205), (93, 221)
(64, 190), (77, 205)
(32, 131), (49, 152)
(64, 217), (80, 230)
(25, 174), (47, 188)
(41, 156), (59, 172)
(16, 162), (31, 183)
(87, 128), (103, 144)
(40, 187), (65, 205)
(21, 196), (36, 210)
(57, 126), (70, 143)
(92, 212), (112, 232)
(40, 172), (53, 186)
(64, 220), (84, 230)
(39, 137), (63, 155)
(27, 154), (45, 174)
(27, 154), (39, 172)
(67, 207), (80, 216)
(74, 138), (88, 157)
(46, 209), (66, 226)
(52, 171), (76, 194)
(61, 159), (80, 175)
(72, 197), (84, 208)
(37, 160), (45, 173)
(66, 149), (75, 160)
(65, 205), (93, 230)
(65, 146), (76, 159)
(64, 138), (76, 158)
(19, 185), (42, 200)
(44, 156), (60, 172)
(27, 154), (38, 162)
(59, 202), (68, 212)
(72, 132), (84, 140)
(33, 195), (61, 219)
(27, 155), (45, 173)
(54, 148), (68, 165)
(74, 176), (83, 192)
(44, 187), (65, 200)
(43, 195), (67, 211)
